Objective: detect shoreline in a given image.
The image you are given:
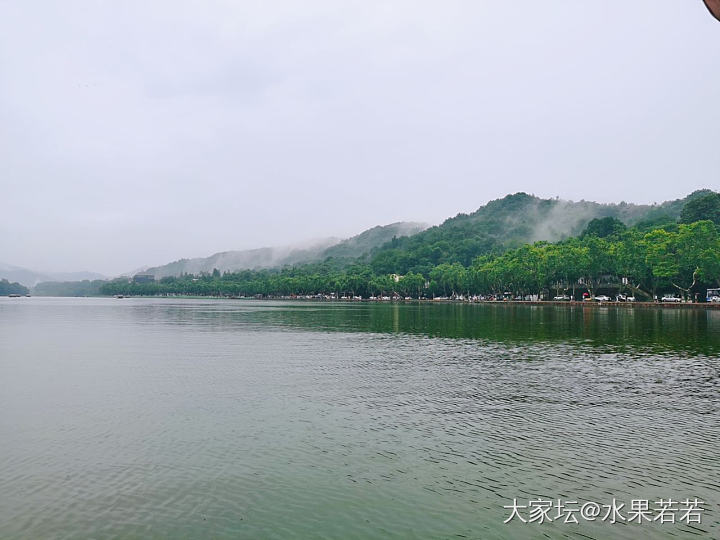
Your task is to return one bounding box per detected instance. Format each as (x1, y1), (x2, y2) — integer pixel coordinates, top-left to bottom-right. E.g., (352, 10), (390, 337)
(270, 298), (720, 309)
(46, 295), (720, 309)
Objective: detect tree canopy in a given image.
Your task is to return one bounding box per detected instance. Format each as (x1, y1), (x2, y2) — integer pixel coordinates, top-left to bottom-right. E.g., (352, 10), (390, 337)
(0, 279), (29, 295)
(581, 217), (627, 239)
(98, 218), (720, 302)
(680, 192), (720, 226)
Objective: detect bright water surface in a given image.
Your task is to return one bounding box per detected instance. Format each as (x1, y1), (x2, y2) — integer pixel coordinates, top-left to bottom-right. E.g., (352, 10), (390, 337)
(1, 298), (719, 539)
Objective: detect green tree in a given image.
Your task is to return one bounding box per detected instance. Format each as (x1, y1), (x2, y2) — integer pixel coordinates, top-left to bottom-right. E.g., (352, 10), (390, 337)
(643, 229), (678, 298)
(581, 217), (627, 239)
(672, 221), (720, 297)
(399, 272), (425, 298)
(680, 192), (720, 226)
(0, 279), (29, 295)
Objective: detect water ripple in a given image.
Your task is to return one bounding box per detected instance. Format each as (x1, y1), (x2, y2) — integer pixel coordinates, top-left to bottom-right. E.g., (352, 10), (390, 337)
(0, 298), (718, 539)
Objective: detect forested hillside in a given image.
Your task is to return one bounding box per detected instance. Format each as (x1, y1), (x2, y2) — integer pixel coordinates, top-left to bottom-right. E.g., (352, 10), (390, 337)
(31, 190), (720, 300)
(321, 222), (427, 261)
(100, 190), (720, 302)
(0, 279), (29, 295)
(143, 221), (427, 278)
(144, 239), (340, 279)
(366, 191), (713, 275)
(32, 280), (106, 297)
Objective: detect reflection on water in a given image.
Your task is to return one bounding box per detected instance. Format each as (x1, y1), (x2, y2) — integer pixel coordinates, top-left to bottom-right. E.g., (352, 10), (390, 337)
(129, 299), (720, 356)
(0, 298), (718, 539)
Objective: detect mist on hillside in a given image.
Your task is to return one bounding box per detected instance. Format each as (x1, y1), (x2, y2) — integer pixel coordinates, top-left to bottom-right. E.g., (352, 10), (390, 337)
(143, 222), (430, 278)
(523, 200), (646, 243)
(145, 237), (341, 278)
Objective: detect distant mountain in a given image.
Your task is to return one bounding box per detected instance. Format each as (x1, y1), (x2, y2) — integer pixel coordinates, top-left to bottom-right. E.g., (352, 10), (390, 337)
(0, 263), (106, 287)
(118, 265), (150, 278)
(368, 190), (712, 274)
(143, 221), (429, 278)
(144, 238), (341, 279)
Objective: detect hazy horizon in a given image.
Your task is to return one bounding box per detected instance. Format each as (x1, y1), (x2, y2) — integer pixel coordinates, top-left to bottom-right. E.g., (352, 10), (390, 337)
(2, 1), (718, 275)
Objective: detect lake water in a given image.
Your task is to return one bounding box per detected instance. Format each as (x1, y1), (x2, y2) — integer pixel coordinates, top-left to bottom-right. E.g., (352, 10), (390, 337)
(1, 298), (718, 539)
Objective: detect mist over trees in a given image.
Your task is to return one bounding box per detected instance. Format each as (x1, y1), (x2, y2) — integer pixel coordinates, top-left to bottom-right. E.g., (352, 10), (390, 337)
(100, 219), (720, 302)
(361, 191), (706, 275)
(28, 190), (720, 301)
(144, 222), (428, 279)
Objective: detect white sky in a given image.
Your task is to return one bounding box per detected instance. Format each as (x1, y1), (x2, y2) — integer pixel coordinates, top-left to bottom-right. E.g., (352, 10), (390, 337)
(1, 1), (718, 275)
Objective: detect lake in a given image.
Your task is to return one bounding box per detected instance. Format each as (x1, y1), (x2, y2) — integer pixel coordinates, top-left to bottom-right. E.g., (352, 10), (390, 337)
(1, 298), (718, 539)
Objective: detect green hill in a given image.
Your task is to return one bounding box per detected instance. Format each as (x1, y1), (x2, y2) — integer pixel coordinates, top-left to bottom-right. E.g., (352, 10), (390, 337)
(142, 222), (428, 278)
(367, 191), (711, 275)
(321, 222), (427, 261)
(0, 279), (29, 296)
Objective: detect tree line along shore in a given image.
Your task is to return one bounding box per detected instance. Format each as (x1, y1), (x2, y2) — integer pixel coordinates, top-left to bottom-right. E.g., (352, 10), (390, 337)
(22, 190), (720, 301)
(99, 218), (720, 303)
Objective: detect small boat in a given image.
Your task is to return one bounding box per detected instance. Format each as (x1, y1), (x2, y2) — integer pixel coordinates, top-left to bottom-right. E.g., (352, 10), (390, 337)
(114, 294), (125, 299)
(8, 294), (21, 298)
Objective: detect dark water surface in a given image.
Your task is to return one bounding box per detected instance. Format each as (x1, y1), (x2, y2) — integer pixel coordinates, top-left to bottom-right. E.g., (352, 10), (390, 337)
(1, 298), (718, 539)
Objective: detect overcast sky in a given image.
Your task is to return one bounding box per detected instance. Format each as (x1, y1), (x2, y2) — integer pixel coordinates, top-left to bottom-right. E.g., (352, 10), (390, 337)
(1, 1), (718, 275)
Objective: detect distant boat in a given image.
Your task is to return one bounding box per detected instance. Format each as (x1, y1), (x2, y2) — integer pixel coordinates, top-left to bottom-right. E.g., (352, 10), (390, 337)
(8, 294), (21, 298)
(114, 294), (125, 299)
